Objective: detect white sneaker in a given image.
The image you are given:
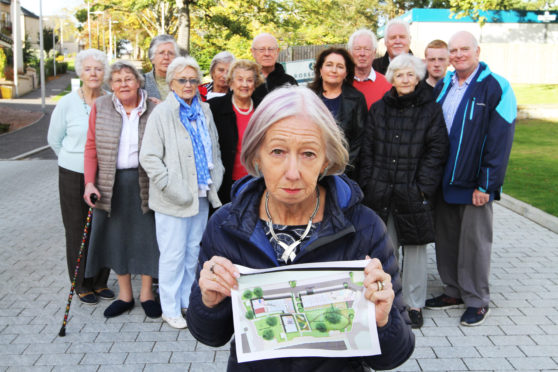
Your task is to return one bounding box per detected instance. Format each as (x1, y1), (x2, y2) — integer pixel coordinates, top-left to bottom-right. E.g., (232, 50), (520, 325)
(162, 314), (187, 329)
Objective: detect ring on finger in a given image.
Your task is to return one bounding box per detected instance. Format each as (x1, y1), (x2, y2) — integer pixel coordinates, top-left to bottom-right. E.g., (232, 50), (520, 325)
(211, 275), (217, 282)
(376, 280), (385, 291)
(210, 264), (216, 274)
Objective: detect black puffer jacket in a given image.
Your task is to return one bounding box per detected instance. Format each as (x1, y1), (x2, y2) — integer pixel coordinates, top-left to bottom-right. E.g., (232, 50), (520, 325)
(359, 82), (449, 245)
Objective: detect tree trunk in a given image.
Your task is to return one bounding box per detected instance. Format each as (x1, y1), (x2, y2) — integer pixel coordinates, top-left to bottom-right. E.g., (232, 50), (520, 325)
(176, 0), (191, 55)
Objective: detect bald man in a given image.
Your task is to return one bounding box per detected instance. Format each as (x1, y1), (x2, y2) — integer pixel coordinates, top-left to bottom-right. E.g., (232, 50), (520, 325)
(426, 31), (516, 327)
(251, 33), (297, 102)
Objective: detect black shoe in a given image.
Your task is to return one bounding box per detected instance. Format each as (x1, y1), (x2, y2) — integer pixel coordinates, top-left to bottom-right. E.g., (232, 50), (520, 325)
(408, 309), (423, 329)
(460, 306), (490, 326)
(425, 294), (464, 310)
(78, 292), (98, 305)
(141, 300), (162, 318)
(94, 288), (115, 300)
(104, 299), (135, 318)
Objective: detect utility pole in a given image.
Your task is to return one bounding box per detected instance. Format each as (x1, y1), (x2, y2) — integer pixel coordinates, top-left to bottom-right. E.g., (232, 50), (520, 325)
(39, 0), (45, 110)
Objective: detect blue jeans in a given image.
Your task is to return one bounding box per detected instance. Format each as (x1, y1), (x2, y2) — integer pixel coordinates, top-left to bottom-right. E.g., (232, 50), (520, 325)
(155, 198), (209, 317)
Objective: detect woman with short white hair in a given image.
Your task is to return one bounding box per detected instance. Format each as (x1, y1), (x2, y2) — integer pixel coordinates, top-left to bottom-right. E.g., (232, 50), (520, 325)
(199, 51), (235, 101)
(359, 53), (449, 328)
(48, 49), (112, 305)
(140, 56), (224, 329)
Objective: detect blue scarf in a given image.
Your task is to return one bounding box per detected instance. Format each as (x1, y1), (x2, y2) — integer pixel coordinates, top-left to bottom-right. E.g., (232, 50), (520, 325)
(174, 92), (214, 191)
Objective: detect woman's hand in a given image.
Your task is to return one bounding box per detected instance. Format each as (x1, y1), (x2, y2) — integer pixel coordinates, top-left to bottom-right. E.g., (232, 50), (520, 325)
(363, 256), (394, 328)
(199, 256), (240, 308)
(84, 183), (101, 208)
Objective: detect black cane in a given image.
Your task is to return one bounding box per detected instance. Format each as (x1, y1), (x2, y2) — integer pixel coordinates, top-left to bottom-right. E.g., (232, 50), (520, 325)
(58, 194), (97, 337)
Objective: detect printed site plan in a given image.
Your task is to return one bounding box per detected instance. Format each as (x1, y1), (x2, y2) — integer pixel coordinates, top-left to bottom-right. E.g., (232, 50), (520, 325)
(231, 260), (381, 363)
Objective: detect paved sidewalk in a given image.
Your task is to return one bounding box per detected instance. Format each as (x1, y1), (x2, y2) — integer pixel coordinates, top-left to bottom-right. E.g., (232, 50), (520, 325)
(0, 73), (75, 159)
(1, 160), (557, 371)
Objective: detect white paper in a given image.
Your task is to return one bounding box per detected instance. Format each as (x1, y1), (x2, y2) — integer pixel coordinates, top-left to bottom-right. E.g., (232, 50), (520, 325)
(231, 260), (381, 363)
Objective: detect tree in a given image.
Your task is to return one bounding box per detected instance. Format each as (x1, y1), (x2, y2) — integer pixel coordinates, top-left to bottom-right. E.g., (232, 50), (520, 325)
(266, 317), (278, 326)
(42, 28), (59, 56)
(449, 0), (527, 24)
(242, 289), (253, 300)
(253, 287), (263, 298)
(245, 310), (255, 319)
(315, 322), (327, 332)
(325, 309), (341, 324)
(262, 329), (274, 340)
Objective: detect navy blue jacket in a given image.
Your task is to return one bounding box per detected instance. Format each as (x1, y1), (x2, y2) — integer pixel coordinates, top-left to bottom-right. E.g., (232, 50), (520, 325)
(434, 62), (516, 204)
(187, 175), (415, 371)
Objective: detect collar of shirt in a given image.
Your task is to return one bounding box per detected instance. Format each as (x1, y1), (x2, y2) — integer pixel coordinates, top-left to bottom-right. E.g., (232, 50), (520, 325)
(451, 64), (480, 89)
(354, 68), (377, 82)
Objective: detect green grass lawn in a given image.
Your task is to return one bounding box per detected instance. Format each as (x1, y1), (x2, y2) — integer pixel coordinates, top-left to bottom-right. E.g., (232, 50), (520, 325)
(512, 84), (558, 105)
(504, 119), (558, 216)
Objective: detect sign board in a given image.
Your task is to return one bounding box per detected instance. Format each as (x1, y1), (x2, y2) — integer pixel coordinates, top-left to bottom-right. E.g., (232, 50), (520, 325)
(281, 59), (315, 86)
(71, 78), (81, 92)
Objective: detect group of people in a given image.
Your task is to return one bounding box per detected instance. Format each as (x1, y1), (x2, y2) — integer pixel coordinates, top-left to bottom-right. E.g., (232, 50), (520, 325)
(48, 18), (516, 370)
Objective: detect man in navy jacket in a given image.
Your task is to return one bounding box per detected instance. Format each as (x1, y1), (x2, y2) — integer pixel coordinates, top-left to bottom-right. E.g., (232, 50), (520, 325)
(426, 31), (516, 326)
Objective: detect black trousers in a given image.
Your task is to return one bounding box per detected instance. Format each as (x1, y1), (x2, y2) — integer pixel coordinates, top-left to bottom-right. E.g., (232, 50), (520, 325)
(58, 166), (110, 294)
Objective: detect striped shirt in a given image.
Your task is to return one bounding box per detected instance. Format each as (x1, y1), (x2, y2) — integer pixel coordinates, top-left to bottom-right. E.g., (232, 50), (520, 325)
(442, 65), (479, 133)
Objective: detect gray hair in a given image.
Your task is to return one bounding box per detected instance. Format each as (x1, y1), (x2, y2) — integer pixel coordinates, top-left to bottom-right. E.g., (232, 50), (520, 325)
(385, 19), (411, 39)
(241, 86), (349, 176)
(75, 48), (109, 81)
(166, 56), (203, 85)
(348, 28), (378, 53)
(209, 51), (235, 75)
(251, 33), (279, 48)
(108, 60), (145, 87)
(385, 54), (426, 82)
(148, 34), (179, 62)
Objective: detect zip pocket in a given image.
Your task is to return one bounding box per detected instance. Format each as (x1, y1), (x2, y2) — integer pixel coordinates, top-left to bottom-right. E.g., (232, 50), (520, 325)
(469, 97), (475, 120)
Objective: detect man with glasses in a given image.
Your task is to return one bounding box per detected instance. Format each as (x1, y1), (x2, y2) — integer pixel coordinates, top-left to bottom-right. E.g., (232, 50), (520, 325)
(348, 29), (392, 109)
(251, 33), (297, 101)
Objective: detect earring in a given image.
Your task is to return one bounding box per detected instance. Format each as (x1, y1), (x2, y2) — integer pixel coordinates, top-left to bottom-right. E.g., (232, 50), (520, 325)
(254, 163), (262, 178)
(318, 166), (329, 181)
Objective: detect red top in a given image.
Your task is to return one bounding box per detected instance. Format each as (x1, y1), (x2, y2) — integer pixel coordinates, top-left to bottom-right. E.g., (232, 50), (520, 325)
(84, 104), (98, 185)
(353, 72), (392, 109)
(231, 106), (253, 181)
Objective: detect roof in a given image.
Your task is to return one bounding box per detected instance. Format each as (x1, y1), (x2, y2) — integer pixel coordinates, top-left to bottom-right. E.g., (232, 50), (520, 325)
(0, 1), (39, 19)
(378, 8), (558, 37)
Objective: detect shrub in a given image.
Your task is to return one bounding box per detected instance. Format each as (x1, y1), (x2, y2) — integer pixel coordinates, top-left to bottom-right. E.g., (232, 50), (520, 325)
(262, 329), (274, 340)
(266, 317), (278, 326)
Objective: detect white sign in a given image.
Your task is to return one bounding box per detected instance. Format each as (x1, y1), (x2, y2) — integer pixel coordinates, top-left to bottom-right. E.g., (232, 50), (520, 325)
(231, 260), (380, 363)
(71, 78), (81, 92)
(282, 59), (315, 86)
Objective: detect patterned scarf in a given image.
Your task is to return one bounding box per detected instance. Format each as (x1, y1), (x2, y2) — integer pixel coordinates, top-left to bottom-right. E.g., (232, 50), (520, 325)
(174, 92), (214, 191)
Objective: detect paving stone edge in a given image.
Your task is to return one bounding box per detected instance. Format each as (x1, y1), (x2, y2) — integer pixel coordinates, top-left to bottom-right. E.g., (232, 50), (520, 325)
(498, 193), (558, 233)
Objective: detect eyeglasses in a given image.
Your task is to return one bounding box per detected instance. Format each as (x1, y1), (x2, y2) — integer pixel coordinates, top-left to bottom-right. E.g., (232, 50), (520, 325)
(253, 47), (278, 54)
(173, 78), (200, 86)
(112, 77), (136, 86)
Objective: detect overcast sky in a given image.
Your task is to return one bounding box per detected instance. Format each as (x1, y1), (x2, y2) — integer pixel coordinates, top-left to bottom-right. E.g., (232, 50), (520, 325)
(19, 0), (85, 17)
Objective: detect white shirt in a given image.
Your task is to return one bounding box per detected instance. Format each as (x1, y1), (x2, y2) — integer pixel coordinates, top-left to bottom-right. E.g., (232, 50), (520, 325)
(354, 68), (377, 82)
(113, 91), (146, 169)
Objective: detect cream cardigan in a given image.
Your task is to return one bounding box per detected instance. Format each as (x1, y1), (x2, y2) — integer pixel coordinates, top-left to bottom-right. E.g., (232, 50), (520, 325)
(139, 93), (224, 217)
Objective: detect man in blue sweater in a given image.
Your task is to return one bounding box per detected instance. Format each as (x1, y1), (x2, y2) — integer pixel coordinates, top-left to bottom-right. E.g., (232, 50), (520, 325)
(426, 31), (516, 326)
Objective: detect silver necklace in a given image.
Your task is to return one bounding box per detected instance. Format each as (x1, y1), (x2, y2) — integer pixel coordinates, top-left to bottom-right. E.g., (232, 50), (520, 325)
(265, 187), (320, 263)
(79, 88), (90, 114)
(232, 96), (253, 115)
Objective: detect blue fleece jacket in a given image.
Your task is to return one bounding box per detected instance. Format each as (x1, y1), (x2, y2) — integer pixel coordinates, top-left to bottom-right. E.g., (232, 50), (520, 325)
(435, 62), (516, 204)
(187, 175), (415, 371)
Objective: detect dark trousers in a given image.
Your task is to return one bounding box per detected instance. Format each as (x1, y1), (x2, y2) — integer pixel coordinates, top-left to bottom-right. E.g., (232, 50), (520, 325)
(59, 167), (110, 294)
(434, 192), (493, 307)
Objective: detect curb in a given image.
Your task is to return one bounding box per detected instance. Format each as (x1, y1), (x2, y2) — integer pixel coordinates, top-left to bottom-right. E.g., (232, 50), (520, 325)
(10, 145), (50, 160)
(497, 193), (558, 234)
(0, 112), (46, 138)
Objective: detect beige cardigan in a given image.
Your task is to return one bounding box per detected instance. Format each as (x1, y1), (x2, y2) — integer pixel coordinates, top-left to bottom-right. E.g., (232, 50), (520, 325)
(139, 93), (224, 218)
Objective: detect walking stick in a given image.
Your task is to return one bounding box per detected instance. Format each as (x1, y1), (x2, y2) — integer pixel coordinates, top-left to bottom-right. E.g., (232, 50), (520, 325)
(58, 194), (97, 337)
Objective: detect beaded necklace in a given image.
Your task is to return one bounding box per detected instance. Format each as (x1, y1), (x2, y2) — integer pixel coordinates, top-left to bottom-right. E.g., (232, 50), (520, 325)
(232, 96), (253, 115)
